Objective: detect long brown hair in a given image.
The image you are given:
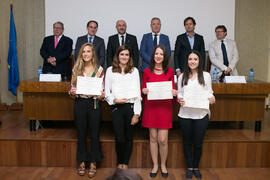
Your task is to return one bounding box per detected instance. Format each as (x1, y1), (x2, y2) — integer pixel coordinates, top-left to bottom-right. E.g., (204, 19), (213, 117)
(112, 45), (134, 74)
(71, 43), (99, 86)
(181, 50), (205, 87)
(149, 45), (169, 75)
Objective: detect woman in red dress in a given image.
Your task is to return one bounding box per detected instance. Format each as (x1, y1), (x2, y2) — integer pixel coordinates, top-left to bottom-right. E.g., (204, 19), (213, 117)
(142, 45), (177, 178)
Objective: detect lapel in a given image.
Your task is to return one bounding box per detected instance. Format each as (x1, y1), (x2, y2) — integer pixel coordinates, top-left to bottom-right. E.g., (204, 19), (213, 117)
(114, 34), (120, 47)
(149, 33), (154, 49)
(193, 34), (198, 50)
(54, 35), (63, 50)
(125, 34), (130, 45)
(93, 36), (97, 46)
(183, 34), (191, 50)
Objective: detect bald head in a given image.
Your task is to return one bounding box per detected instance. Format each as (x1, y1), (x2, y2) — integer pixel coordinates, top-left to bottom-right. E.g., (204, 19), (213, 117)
(116, 20), (127, 35)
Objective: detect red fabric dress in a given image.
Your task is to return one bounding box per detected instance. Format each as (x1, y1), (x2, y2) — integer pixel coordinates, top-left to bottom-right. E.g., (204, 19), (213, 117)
(141, 67), (176, 129)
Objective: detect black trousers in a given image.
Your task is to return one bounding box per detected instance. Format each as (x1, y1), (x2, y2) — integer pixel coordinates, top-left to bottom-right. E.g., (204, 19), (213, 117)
(112, 103), (134, 165)
(179, 114), (209, 168)
(74, 98), (103, 163)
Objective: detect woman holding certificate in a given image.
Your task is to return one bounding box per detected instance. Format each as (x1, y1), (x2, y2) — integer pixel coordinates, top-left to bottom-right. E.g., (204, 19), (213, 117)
(141, 45), (177, 178)
(69, 43), (104, 178)
(105, 45), (141, 170)
(178, 50), (215, 179)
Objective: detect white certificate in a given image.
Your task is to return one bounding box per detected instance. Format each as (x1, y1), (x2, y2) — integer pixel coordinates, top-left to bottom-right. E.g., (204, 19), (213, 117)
(183, 87), (210, 110)
(112, 80), (138, 99)
(147, 81), (173, 100)
(76, 76), (103, 96)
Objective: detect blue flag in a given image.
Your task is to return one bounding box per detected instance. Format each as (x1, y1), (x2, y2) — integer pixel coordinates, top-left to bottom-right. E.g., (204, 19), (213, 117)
(8, 7), (20, 96)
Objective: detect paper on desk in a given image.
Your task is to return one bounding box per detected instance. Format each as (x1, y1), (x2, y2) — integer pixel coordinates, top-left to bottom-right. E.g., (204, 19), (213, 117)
(147, 81), (173, 100)
(76, 76), (103, 95)
(183, 87), (210, 110)
(112, 80), (139, 99)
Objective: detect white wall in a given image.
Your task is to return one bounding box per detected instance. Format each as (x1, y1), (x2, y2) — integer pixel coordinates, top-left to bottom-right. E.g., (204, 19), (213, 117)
(45, 0), (235, 50)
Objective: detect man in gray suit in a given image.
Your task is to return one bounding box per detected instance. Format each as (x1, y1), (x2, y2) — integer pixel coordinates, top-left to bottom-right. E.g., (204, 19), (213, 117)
(209, 25), (239, 77)
(74, 20), (105, 67)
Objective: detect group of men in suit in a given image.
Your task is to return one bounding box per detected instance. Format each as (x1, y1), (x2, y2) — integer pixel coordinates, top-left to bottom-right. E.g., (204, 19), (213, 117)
(40, 17), (239, 79)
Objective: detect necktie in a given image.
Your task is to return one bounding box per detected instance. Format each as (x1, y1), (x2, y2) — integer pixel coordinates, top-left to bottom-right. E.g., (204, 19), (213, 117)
(54, 36), (59, 49)
(89, 36), (93, 43)
(221, 40), (229, 66)
(121, 35), (125, 46)
(153, 34), (158, 47)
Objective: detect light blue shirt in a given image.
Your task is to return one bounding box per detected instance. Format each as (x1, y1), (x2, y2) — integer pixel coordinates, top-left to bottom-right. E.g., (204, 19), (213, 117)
(87, 34), (95, 43)
(186, 32), (195, 49)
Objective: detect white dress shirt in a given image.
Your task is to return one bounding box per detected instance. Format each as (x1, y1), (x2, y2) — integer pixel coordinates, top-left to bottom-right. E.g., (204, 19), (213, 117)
(105, 66), (142, 115)
(118, 33), (126, 46)
(178, 72), (214, 119)
(152, 32), (160, 44)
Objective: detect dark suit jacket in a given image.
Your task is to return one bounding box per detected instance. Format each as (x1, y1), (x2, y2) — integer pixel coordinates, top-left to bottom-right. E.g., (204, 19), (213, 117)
(140, 33), (171, 71)
(40, 35), (73, 76)
(107, 33), (139, 68)
(74, 35), (105, 67)
(174, 33), (205, 72)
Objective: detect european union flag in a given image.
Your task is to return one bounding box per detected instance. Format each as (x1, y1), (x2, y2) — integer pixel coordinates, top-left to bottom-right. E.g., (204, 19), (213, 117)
(8, 6), (20, 96)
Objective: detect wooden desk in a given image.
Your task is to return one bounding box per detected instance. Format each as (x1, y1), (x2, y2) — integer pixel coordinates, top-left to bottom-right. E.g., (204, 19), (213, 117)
(20, 80), (270, 131)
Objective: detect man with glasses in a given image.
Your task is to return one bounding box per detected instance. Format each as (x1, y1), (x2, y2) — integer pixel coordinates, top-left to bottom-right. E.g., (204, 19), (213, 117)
(74, 20), (105, 67)
(209, 25), (239, 77)
(40, 21), (73, 78)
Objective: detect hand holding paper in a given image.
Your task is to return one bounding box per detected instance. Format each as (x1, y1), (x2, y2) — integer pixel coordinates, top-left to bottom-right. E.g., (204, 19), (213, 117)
(76, 76), (103, 96)
(147, 81), (173, 100)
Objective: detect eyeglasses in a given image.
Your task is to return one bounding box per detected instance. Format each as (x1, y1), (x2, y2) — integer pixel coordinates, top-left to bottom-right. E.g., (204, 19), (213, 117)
(88, 26), (97, 29)
(53, 27), (63, 30)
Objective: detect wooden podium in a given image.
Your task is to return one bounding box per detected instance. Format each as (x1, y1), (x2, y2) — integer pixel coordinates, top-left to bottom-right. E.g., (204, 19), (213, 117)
(20, 79), (270, 131)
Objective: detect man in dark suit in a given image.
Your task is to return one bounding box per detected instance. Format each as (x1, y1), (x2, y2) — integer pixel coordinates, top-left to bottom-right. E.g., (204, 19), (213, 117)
(40, 21), (73, 78)
(140, 17), (171, 72)
(74, 20), (105, 67)
(107, 20), (139, 68)
(174, 17), (205, 76)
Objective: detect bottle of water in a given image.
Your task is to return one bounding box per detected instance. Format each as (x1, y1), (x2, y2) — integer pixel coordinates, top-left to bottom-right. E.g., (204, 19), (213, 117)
(249, 68), (254, 83)
(38, 66), (42, 80)
(212, 68), (218, 83)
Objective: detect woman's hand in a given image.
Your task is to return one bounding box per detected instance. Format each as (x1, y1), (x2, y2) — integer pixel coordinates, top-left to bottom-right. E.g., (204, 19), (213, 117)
(179, 98), (185, 107)
(208, 97), (216, 104)
(97, 91), (105, 100)
(69, 87), (77, 96)
(131, 114), (139, 125)
(142, 88), (149, 95)
(114, 98), (128, 104)
(172, 89), (178, 97)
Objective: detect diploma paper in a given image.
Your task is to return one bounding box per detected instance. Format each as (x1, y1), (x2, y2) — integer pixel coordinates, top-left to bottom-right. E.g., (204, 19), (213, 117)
(112, 80), (138, 99)
(147, 81), (173, 100)
(76, 76), (103, 95)
(183, 87), (210, 110)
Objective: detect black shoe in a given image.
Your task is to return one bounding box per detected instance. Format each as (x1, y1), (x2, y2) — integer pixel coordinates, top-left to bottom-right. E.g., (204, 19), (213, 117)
(193, 169), (202, 179)
(161, 171), (168, 178)
(149, 169), (158, 178)
(186, 169), (193, 179)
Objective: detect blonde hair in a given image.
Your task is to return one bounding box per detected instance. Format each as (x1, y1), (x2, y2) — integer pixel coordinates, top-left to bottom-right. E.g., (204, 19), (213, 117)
(71, 43), (99, 86)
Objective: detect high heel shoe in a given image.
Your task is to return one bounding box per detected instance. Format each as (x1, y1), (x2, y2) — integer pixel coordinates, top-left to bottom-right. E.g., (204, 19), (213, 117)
(149, 168), (158, 178)
(161, 168), (168, 178)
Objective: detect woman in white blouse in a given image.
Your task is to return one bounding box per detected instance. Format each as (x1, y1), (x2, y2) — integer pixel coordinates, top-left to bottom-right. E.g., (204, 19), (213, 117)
(178, 50), (215, 179)
(105, 45), (141, 170)
(69, 43), (104, 178)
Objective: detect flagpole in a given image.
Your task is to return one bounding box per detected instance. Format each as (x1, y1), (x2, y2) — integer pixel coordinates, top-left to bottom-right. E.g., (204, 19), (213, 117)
(7, 4), (22, 111)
